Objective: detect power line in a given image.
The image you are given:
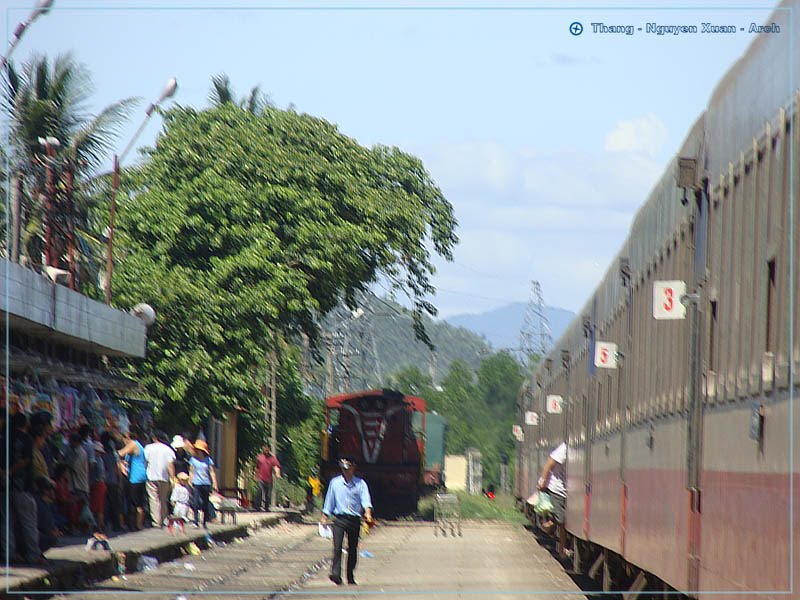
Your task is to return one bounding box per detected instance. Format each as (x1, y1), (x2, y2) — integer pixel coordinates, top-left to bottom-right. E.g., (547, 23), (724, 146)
(433, 287), (527, 304)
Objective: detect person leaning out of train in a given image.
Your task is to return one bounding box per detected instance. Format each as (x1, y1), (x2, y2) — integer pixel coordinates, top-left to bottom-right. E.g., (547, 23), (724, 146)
(320, 457), (374, 586)
(537, 441), (569, 559)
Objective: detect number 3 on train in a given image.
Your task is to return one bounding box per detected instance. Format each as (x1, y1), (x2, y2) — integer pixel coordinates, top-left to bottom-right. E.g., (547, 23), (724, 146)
(652, 280), (687, 320)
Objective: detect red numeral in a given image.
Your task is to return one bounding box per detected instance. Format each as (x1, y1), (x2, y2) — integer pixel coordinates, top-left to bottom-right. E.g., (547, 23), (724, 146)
(600, 348), (608, 364)
(663, 287), (674, 312)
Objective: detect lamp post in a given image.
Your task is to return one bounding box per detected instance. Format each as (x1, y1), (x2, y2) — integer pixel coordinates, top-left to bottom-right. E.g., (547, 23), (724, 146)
(37, 135), (60, 268)
(2, 0), (55, 265)
(105, 77), (177, 304)
(0, 0), (55, 70)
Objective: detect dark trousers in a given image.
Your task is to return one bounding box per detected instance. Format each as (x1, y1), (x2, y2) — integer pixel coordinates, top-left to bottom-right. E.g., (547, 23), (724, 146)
(257, 480), (273, 511)
(330, 514), (361, 581)
(192, 484), (212, 526)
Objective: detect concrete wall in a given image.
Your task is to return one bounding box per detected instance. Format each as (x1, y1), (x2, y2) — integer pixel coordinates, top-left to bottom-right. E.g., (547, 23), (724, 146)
(2, 260), (147, 357)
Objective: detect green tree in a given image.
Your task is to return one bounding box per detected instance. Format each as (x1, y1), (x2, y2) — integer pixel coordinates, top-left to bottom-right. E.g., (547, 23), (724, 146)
(386, 365), (433, 398)
(395, 351), (523, 489)
(112, 102), (457, 464)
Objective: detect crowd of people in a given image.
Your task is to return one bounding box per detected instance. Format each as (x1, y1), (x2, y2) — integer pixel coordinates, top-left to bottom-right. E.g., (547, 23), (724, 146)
(1, 408), (222, 566)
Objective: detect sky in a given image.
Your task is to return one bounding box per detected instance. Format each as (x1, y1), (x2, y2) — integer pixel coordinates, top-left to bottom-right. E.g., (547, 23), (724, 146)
(1, 0), (785, 318)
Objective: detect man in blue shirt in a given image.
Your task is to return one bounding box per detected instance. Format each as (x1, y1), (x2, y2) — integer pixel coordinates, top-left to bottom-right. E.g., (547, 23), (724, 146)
(321, 457), (374, 585)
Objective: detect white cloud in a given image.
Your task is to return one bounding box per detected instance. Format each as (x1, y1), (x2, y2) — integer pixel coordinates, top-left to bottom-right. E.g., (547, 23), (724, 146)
(407, 136), (671, 316)
(604, 113), (668, 158)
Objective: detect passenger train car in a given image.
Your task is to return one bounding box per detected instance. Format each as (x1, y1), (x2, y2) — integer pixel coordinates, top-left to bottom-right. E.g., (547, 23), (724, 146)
(516, 2), (798, 598)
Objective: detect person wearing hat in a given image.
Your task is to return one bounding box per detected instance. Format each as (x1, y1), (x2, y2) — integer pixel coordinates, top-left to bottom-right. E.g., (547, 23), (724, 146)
(171, 434), (190, 478)
(320, 457), (374, 586)
(186, 438), (217, 528)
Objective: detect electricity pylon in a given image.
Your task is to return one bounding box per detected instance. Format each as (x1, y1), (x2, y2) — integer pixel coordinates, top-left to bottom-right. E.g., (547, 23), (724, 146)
(519, 280), (552, 367)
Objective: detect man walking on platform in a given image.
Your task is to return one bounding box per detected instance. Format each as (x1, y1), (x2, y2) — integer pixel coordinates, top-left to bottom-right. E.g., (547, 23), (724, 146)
(254, 444), (281, 511)
(320, 457), (373, 586)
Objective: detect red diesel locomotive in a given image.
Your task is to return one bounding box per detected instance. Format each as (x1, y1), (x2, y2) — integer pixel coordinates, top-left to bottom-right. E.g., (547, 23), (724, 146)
(321, 389), (425, 515)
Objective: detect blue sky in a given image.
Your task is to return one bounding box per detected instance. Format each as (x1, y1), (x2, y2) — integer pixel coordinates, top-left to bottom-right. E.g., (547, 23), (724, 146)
(2, 0), (783, 317)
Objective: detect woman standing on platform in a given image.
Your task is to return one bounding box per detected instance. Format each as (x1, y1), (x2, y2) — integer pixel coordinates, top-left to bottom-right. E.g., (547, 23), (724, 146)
(185, 439), (217, 528)
(117, 428), (147, 530)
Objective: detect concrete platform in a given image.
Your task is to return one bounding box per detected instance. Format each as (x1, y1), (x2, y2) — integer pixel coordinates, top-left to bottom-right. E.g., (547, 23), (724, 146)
(4, 509), (301, 593)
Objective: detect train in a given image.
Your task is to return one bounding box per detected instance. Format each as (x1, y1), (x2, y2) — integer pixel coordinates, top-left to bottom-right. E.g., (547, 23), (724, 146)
(321, 389), (427, 515)
(515, 2), (798, 599)
(416, 411), (447, 489)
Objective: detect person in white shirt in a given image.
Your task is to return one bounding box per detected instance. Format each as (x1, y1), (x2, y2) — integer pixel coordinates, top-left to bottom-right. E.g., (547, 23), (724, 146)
(144, 430), (176, 528)
(537, 441), (568, 559)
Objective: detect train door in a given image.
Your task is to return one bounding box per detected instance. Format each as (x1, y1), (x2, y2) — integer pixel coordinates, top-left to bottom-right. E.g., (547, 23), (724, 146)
(583, 384), (594, 540)
(686, 178), (709, 591)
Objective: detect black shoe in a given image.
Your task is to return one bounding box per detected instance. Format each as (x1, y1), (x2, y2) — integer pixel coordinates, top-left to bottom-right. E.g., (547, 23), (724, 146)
(347, 579), (357, 585)
(329, 574), (342, 585)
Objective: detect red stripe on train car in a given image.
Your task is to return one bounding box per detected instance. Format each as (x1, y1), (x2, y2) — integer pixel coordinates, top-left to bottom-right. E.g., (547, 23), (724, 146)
(583, 483), (591, 539)
(620, 481), (627, 555)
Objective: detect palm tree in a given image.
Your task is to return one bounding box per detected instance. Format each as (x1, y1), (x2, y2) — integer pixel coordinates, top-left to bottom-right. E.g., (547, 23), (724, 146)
(3, 53), (139, 287)
(208, 73), (271, 115)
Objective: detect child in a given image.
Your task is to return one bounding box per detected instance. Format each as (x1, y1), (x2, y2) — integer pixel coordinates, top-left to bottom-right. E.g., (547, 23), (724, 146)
(53, 464), (82, 533)
(170, 472), (192, 521)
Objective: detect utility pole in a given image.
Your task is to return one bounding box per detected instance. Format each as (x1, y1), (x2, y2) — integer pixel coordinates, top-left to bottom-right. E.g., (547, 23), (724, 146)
(369, 325), (383, 386)
(264, 331), (278, 508)
(325, 333), (335, 397)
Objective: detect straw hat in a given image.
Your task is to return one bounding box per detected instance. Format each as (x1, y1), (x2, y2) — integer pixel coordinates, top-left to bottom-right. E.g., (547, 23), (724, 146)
(194, 439), (209, 453)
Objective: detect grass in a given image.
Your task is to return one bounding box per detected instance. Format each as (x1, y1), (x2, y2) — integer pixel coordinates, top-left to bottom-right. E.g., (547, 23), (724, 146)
(418, 491), (527, 524)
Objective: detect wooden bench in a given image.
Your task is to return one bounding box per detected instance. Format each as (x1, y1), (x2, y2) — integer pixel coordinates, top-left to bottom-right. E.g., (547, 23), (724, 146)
(218, 506), (237, 524)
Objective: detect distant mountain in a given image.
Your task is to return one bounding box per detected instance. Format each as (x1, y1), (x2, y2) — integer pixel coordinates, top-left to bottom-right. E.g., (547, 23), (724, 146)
(305, 297), (492, 396)
(444, 303), (575, 353)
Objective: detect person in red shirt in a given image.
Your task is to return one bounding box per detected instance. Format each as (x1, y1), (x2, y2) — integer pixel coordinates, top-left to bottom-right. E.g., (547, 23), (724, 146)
(254, 444), (281, 511)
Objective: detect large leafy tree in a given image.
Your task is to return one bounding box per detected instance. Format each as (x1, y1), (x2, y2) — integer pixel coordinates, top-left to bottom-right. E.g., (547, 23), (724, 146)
(388, 351), (524, 489)
(112, 102), (457, 460)
(3, 53), (137, 287)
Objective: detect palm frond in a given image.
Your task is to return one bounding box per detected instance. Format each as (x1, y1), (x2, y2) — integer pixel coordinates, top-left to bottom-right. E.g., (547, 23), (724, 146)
(245, 86), (266, 115)
(70, 96), (141, 171)
(209, 73), (235, 106)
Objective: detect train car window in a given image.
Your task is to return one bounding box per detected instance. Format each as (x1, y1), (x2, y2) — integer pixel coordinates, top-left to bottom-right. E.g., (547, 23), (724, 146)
(709, 299), (718, 376)
(595, 380), (602, 437)
(766, 258), (776, 353)
(581, 394), (588, 445)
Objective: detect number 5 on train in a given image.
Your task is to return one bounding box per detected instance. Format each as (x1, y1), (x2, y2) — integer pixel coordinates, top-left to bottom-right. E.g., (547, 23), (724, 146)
(593, 341), (618, 369)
